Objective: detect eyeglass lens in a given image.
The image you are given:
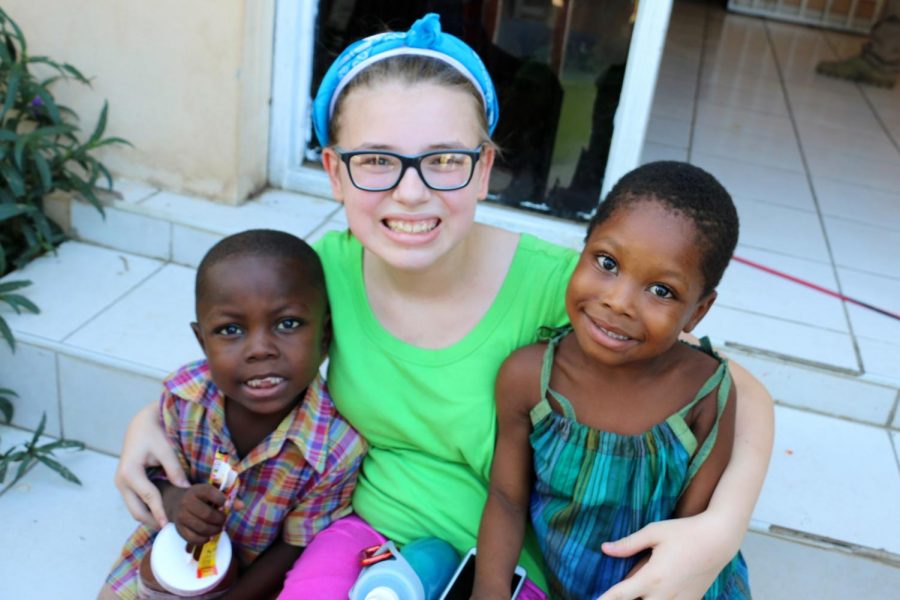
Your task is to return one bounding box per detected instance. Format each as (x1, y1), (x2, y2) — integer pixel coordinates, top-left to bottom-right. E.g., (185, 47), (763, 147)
(347, 152), (475, 191)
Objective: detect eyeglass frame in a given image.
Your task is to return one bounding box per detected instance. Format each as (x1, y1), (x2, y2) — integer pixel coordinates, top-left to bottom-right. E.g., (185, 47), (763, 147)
(333, 146), (484, 192)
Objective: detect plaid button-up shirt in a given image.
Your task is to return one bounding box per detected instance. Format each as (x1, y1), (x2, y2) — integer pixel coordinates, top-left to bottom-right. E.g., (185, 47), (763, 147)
(106, 360), (366, 599)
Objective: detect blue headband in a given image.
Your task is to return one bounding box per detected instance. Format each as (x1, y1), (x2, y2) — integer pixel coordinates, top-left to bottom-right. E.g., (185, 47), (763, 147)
(312, 13), (499, 146)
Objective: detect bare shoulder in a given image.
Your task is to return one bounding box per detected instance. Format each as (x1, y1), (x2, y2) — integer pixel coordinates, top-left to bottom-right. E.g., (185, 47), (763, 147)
(496, 343), (546, 416)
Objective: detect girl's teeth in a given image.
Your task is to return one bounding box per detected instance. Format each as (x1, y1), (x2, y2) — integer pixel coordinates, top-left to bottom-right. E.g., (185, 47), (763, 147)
(600, 327), (630, 341)
(246, 376), (283, 389)
(385, 219), (438, 233)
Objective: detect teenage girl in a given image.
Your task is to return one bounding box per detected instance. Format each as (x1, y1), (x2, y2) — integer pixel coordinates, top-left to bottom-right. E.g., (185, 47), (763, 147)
(473, 162), (750, 600)
(113, 14), (773, 599)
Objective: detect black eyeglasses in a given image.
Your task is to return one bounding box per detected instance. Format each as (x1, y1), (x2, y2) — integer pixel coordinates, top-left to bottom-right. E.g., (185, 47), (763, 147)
(335, 146), (483, 192)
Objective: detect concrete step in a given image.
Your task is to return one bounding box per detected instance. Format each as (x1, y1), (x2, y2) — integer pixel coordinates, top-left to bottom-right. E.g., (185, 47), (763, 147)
(1, 184), (898, 576)
(3, 424), (896, 599)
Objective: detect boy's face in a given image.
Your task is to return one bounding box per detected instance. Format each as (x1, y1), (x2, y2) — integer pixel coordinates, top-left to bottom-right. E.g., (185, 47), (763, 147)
(565, 201), (716, 367)
(192, 255), (329, 418)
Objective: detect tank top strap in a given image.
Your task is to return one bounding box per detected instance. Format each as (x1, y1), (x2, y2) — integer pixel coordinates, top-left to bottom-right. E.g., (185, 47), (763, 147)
(531, 326), (577, 425)
(676, 337), (733, 483)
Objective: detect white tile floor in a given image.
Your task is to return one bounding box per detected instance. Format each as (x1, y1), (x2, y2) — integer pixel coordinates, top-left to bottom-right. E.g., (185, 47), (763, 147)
(1, 0), (899, 597)
(647, 0), (900, 383)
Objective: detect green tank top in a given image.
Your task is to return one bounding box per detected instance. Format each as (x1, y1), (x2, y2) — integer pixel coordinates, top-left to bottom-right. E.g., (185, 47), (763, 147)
(314, 231), (577, 590)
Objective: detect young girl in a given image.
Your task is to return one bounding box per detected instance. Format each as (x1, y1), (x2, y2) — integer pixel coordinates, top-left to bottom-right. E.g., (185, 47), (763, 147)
(473, 162), (750, 600)
(113, 14), (773, 599)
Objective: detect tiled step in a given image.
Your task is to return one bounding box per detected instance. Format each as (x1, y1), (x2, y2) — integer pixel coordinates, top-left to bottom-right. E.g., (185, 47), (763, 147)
(3, 424), (896, 599)
(1, 185), (897, 570)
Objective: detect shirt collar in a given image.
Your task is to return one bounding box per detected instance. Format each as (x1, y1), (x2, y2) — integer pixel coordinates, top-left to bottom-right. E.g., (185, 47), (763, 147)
(166, 361), (334, 474)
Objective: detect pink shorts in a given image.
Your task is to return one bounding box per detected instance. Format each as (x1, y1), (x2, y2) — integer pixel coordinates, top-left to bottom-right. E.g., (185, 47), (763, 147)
(278, 514), (547, 599)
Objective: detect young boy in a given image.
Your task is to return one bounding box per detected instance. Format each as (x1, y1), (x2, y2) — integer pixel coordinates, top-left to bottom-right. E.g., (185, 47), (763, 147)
(101, 229), (366, 599)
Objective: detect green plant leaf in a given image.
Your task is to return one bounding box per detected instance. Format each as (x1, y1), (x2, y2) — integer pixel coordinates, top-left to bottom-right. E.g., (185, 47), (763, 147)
(0, 394), (13, 423)
(32, 87), (61, 124)
(38, 439), (84, 452)
(0, 279), (32, 294)
(32, 152), (52, 192)
(88, 101), (108, 144)
(61, 63), (90, 84)
(0, 203), (27, 221)
(0, 459), (7, 483)
(0, 162), (25, 197)
(29, 208), (56, 247)
(6, 11), (26, 55)
(97, 162), (113, 189)
(0, 315), (15, 351)
(91, 136), (132, 149)
(0, 293), (40, 315)
(36, 454), (82, 485)
(29, 412), (47, 447)
(0, 64), (21, 122)
(12, 454), (33, 485)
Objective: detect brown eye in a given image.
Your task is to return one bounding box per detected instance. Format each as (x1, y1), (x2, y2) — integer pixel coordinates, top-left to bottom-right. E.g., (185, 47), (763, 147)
(596, 254), (618, 273)
(649, 284), (674, 299)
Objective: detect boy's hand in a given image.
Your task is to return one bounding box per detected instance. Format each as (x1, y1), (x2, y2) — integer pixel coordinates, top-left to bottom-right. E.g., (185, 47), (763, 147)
(165, 483), (228, 545)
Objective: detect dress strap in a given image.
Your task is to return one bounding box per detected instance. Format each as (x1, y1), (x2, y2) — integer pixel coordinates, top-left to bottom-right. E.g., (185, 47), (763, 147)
(531, 327), (577, 425)
(677, 337), (732, 483)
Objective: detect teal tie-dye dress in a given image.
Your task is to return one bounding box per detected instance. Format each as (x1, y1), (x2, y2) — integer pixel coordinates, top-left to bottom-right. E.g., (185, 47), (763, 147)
(529, 329), (750, 600)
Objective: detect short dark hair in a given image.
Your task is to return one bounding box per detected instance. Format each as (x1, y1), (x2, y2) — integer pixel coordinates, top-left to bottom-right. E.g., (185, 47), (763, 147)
(586, 161), (739, 297)
(195, 229), (325, 306)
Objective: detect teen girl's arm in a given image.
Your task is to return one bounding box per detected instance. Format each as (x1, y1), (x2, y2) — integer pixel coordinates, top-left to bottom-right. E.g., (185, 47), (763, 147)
(113, 401), (190, 527)
(472, 347), (543, 600)
(598, 359), (773, 600)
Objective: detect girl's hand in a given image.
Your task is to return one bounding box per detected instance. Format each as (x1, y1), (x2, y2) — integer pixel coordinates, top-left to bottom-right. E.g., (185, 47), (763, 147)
(113, 402), (189, 528)
(597, 513), (736, 600)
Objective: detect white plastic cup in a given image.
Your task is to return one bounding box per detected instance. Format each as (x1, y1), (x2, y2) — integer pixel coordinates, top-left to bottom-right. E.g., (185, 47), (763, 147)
(149, 523), (233, 597)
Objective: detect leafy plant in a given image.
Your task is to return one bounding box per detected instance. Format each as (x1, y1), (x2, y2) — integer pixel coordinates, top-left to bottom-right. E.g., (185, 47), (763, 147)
(0, 277), (37, 349)
(0, 413), (84, 486)
(0, 7), (128, 273)
(0, 7), (126, 486)
(0, 386), (14, 424)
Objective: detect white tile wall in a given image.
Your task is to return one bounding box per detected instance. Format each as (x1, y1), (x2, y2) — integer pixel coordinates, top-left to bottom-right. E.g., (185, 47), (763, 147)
(0, 342), (60, 436)
(108, 179), (160, 204)
(0, 427), (138, 598)
(640, 142), (689, 164)
(825, 217), (900, 280)
(58, 355), (164, 455)
(755, 406), (900, 554)
(71, 201), (172, 260)
(812, 178), (900, 230)
(730, 197), (830, 261)
(700, 305), (859, 372)
(65, 264), (199, 374)
(719, 247), (849, 332)
(742, 531), (900, 599)
(836, 268), (900, 346)
(143, 189), (340, 239)
(728, 352), (896, 425)
(171, 224), (224, 268)
(690, 152), (815, 211)
(0, 243), (163, 342)
(856, 336), (900, 386)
